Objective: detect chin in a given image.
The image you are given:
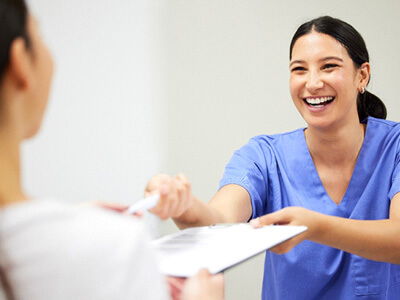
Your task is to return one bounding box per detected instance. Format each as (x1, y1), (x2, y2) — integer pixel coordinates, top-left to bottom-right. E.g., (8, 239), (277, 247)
(24, 124), (43, 140)
(303, 115), (335, 131)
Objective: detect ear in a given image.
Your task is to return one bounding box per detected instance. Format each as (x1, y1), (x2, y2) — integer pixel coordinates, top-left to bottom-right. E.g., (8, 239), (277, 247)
(358, 62), (370, 91)
(6, 37), (33, 92)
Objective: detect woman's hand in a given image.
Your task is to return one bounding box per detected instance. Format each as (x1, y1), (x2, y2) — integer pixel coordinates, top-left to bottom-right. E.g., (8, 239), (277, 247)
(181, 269), (224, 300)
(78, 201), (144, 217)
(250, 206), (322, 254)
(145, 173), (194, 220)
(167, 276), (186, 300)
(167, 270), (224, 300)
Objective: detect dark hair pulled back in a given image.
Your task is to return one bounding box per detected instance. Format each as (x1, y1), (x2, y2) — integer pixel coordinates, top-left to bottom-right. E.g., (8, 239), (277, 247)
(290, 16), (386, 122)
(0, 0), (30, 83)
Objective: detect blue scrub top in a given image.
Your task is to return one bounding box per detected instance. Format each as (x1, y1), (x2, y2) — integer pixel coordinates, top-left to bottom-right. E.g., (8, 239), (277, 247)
(219, 117), (400, 299)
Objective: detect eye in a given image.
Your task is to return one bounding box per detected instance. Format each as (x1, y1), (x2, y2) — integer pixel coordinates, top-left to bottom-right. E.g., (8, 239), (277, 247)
(323, 63), (338, 70)
(290, 66), (306, 72)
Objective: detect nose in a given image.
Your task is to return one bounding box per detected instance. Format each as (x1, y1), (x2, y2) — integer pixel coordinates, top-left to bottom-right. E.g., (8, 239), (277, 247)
(305, 70), (323, 93)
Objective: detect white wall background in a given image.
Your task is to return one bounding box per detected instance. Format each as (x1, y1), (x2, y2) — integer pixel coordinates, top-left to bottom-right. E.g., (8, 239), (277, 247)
(18, 1), (400, 300)
(22, 0), (166, 206)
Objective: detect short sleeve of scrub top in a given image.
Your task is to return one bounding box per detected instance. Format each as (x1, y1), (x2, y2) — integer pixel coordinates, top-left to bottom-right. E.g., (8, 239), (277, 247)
(389, 134), (400, 200)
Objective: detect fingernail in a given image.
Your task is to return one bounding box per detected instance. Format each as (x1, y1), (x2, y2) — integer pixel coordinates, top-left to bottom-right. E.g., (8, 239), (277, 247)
(250, 218), (261, 228)
(161, 184), (168, 195)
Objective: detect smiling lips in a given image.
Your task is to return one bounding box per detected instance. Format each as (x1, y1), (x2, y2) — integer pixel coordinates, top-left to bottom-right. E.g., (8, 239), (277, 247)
(304, 96), (334, 108)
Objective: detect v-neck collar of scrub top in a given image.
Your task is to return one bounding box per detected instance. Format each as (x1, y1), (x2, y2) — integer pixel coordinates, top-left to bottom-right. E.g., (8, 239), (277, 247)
(295, 118), (371, 214)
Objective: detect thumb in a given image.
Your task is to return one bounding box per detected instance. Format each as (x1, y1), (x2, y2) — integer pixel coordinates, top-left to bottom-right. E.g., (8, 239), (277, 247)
(250, 210), (290, 228)
(145, 173), (171, 193)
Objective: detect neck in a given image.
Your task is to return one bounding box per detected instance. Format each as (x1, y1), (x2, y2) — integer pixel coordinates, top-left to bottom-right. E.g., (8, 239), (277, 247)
(0, 128), (27, 207)
(305, 118), (366, 167)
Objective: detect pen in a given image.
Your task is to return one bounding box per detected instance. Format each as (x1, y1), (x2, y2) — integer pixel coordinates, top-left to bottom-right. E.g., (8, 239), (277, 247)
(209, 223), (242, 229)
(126, 194), (160, 214)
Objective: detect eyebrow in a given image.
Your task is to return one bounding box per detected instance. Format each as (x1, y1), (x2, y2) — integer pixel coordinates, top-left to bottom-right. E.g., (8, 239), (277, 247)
(289, 56), (344, 67)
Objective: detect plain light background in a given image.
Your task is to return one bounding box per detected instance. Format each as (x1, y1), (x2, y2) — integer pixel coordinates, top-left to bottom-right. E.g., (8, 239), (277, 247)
(20, 1), (400, 300)
(23, 0), (166, 206)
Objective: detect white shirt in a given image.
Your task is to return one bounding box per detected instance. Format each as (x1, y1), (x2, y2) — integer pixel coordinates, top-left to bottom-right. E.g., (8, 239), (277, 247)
(0, 199), (168, 300)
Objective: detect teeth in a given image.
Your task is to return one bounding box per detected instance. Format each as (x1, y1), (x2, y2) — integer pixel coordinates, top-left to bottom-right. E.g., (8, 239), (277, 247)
(305, 97), (333, 105)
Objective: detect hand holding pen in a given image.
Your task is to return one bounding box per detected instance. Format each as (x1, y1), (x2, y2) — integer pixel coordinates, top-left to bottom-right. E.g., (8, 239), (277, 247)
(126, 194), (160, 215)
(142, 173), (194, 220)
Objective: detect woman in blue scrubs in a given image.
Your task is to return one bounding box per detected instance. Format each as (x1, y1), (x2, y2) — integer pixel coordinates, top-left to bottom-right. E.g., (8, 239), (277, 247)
(146, 16), (400, 299)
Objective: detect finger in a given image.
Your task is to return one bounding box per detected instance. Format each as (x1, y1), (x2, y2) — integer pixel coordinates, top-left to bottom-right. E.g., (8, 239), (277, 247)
(269, 231), (307, 254)
(195, 269), (224, 298)
(133, 211), (143, 218)
(169, 289), (179, 300)
(167, 276), (186, 290)
(161, 182), (177, 219)
(174, 174), (192, 215)
(250, 214), (279, 228)
(160, 182), (170, 197)
(93, 201), (129, 213)
(145, 173), (171, 193)
(210, 272), (225, 289)
(196, 268), (211, 277)
(172, 177), (187, 217)
(158, 182), (180, 220)
(251, 209), (291, 228)
(122, 208), (144, 218)
(166, 191), (179, 218)
(181, 174), (193, 212)
(175, 173), (190, 188)
(149, 183), (170, 219)
(167, 276), (186, 300)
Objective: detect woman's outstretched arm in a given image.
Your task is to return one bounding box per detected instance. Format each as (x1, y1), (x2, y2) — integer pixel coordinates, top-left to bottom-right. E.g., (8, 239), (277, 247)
(145, 174), (252, 229)
(252, 192), (400, 264)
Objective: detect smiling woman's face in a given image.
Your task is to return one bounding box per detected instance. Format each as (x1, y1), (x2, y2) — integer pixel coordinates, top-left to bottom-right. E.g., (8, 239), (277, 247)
(289, 31), (363, 131)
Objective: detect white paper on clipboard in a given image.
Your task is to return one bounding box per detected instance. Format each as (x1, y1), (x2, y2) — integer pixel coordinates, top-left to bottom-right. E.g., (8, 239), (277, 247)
(152, 223), (307, 277)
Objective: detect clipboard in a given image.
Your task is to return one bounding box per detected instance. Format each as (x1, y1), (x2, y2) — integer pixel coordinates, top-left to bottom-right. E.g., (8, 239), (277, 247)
(152, 223), (307, 277)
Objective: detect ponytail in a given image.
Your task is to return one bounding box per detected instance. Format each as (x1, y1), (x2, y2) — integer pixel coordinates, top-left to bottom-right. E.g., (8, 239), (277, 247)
(357, 90), (387, 122)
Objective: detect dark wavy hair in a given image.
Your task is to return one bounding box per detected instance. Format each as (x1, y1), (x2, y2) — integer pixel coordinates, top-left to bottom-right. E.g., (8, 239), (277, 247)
(0, 1), (30, 298)
(289, 16), (386, 122)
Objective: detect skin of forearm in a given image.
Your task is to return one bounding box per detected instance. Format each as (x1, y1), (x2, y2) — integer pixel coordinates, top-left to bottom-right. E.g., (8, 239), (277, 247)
(173, 196), (227, 229)
(172, 185), (252, 229)
(314, 215), (400, 264)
